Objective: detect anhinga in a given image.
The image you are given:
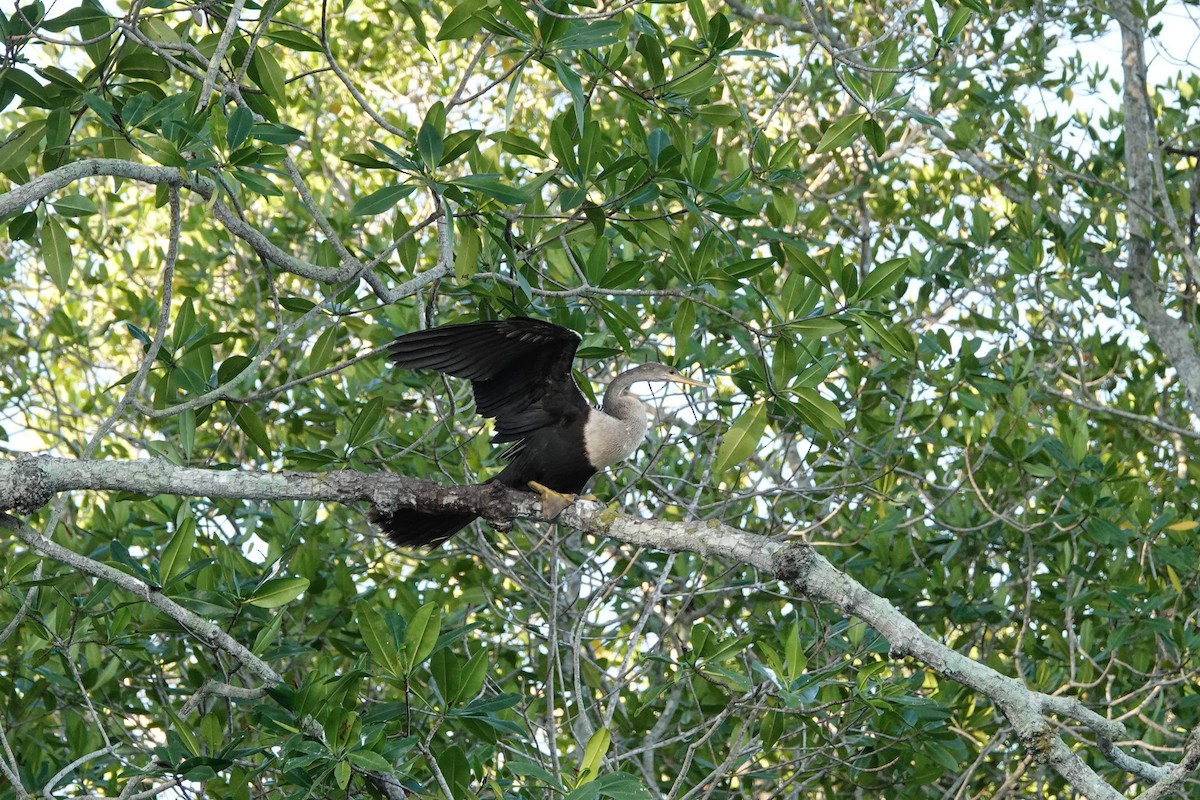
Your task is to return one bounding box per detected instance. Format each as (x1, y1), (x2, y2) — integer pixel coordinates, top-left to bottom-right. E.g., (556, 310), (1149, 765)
(370, 317), (706, 548)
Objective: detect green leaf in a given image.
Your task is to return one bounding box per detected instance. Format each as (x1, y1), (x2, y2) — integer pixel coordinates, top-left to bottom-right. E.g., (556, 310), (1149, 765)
(439, 129), (481, 166)
(789, 317), (845, 339)
(552, 20), (621, 52)
(159, 516), (196, 585)
(164, 703), (201, 756)
(417, 121), (443, 170)
(341, 152), (397, 170)
(856, 257), (910, 300)
(8, 212), (38, 241)
(267, 29), (323, 52)
(41, 217), (74, 296)
(126, 322), (152, 347)
(393, 213), (419, 270)
(231, 404), (272, 455)
(348, 397), (385, 448)
(251, 609), (284, 655)
(942, 7), (972, 41)
(247, 577), (309, 608)
(554, 58), (586, 133)
(51, 194), (98, 217)
(761, 709), (785, 752)
(173, 298), (196, 344)
(665, 61), (718, 97)
(358, 603), (402, 677)
(451, 174), (532, 204)
(713, 402), (767, 475)
(577, 727), (610, 786)
(42, 217), (73, 293)
(870, 40), (900, 100)
(436, 745), (471, 797)
(250, 122), (303, 144)
(855, 313), (913, 358)
(309, 327), (337, 372)
(227, 105), (254, 150)
(249, 48), (286, 104)
(782, 244), (832, 290)
(508, 758), (564, 787)
(696, 662), (753, 693)
(862, 118), (886, 156)
(437, 0), (486, 40)
(785, 621), (806, 679)
(403, 602), (442, 673)
(400, 0), (430, 49)
(232, 169), (283, 196)
(351, 183), (417, 216)
(791, 388), (845, 433)
(140, 17), (179, 44)
(454, 225), (482, 281)
(815, 112), (866, 153)
(0, 119), (47, 172)
(346, 749), (393, 771)
(923, 0), (938, 31)
(498, 132), (548, 158)
(457, 649), (488, 702)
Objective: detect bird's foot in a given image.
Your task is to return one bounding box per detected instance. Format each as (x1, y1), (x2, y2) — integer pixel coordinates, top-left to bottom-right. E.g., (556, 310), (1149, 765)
(527, 481), (578, 519)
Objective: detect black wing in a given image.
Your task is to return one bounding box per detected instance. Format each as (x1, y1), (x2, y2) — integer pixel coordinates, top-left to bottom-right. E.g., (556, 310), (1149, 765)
(384, 317), (590, 442)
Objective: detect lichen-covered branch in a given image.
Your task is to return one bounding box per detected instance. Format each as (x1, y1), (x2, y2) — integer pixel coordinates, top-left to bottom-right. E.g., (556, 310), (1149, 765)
(0, 513), (283, 686)
(1114, 0), (1200, 415)
(1, 454), (1189, 798)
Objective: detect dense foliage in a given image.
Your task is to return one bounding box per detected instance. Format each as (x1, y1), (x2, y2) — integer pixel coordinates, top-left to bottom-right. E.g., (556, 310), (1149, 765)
(1, 0), (1199, 797)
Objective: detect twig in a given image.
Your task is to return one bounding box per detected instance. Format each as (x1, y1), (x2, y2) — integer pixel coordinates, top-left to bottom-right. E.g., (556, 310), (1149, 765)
(197, 0), (248, 111)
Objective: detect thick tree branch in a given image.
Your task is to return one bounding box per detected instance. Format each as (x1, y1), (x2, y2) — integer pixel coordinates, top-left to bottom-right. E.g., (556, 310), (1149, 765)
(0, 159), (363, 286)
(0, 455), (1186, 797)
(0, 455), (546, 521)
(1113, 0), (1200, 415)
(0, 513), (284, 686)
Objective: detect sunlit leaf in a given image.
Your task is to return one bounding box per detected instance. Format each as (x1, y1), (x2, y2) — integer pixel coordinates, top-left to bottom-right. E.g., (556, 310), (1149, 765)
(713, 402), (767, 475)
(247, 577), (309, 608)
(41, 216), (73, 292)
(815, 112), (866, 153)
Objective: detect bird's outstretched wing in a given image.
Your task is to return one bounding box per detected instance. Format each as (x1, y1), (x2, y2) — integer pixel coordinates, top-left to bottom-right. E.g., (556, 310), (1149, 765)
(384, 317), (590, 442)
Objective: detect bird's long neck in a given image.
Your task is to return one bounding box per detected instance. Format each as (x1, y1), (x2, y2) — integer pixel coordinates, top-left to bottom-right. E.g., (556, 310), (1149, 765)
(583, 375), (649, 468)
(602, 372), (650, 433)
(601, 370), (641, 416)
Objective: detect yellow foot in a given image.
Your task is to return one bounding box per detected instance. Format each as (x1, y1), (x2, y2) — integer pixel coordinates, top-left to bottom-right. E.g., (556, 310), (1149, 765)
(527, 481), (578, 519)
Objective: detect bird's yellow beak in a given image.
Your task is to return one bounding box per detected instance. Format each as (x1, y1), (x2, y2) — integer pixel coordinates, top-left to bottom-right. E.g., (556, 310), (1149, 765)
(666, 373), (708, 388)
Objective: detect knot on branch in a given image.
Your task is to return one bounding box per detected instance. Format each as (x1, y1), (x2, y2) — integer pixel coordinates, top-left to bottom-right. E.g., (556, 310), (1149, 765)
(771, 541), (816, 592)
(1018, 726), (1057, 764)
(1, 456), (53, 514)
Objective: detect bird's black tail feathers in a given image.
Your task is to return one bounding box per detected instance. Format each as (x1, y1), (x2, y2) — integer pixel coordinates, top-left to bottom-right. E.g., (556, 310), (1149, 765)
(369, 506), (477, 549)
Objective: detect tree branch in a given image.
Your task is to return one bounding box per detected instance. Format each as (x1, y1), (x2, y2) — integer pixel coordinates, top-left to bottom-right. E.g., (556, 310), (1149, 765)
(1, 455), (1188, 797)
(1112, 0), (1200, 416)
(0, 159), (367, 287)
(0, 513), (284, 687)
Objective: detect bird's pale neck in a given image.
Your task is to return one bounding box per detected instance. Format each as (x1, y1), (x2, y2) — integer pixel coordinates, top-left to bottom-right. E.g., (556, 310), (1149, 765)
(601, 390), (648, 426)
(585, 388), (649, 468)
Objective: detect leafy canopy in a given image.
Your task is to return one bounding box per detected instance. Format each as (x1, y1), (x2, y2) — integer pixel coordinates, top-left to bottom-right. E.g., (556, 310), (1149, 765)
(1, 0), (1199, 797)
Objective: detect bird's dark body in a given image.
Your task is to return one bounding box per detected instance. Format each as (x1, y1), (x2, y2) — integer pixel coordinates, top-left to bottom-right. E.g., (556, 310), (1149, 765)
(372, 318), (596, 548)
(496, 421), (597, 496)
(371, 316), (701, 548)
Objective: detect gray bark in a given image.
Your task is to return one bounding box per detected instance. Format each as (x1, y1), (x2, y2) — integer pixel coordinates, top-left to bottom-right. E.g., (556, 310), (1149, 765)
(2, 454), (1190, 798)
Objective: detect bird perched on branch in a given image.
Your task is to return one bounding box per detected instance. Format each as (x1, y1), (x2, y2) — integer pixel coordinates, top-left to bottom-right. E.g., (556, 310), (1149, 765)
(370, 316), (706, 548)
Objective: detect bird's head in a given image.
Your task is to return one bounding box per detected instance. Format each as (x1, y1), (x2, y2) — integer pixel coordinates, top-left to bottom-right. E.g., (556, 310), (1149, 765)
(622, 363), (708, 389)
